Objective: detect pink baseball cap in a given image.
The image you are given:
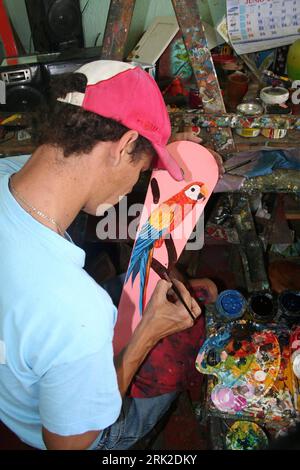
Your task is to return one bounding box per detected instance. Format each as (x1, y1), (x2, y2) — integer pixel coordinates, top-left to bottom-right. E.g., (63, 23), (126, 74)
(58, 60), (183, 181)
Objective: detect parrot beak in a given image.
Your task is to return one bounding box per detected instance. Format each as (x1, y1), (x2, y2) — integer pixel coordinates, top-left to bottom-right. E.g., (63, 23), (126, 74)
(198, 184), (208, 200)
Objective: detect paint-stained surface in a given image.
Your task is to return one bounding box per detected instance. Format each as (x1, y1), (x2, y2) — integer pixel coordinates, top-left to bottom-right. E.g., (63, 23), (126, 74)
(101, 0), (136, 60)
(171, 0), (235, 153)
(225, 421), (268, 450)
(197, 320), (299, 429)
(170, 112), (300, 129)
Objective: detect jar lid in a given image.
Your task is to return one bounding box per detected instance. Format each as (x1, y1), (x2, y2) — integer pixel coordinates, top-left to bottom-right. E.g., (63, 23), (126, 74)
(237, 102), (263, 115)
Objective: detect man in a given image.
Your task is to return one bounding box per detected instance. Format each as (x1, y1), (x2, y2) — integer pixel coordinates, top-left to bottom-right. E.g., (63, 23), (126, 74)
(0, 60), (218, 450)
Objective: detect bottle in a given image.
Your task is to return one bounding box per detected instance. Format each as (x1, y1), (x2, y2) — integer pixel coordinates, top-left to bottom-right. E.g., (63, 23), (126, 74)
(287, 39), (300, 80)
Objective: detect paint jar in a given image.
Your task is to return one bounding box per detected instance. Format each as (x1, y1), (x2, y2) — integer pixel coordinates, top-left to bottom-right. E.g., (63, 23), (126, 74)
(215, 290), (247, 320)
(226, 72), (249, 110)
(261, 128), (287, 139)
(261, 103), (291, 140)
(260, 86), (290, 106)
(290, 326), (300, 379)
(188, 88), (202, 109)
(278, 290), (300, 326)
(235, 102), (263, 138)
(248, 291), (276, 323)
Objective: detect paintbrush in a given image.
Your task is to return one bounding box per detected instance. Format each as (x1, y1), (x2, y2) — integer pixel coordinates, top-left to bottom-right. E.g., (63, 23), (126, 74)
(224, 158), (253, 174)
(163, 271), (195, 321)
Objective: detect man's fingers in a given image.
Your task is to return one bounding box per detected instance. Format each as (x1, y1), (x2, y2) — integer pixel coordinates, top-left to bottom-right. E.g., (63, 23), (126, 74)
(171, 279), (193, 307)
(191, 297), (201, 318)
(154, 279), (172, 298)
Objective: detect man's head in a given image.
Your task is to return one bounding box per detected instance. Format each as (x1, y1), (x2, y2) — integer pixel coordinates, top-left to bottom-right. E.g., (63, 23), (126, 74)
(39, 60), (182, 176)
(37, 60), (182, 213)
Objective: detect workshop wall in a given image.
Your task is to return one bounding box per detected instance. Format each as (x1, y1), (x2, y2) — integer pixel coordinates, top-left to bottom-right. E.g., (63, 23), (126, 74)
(2, 0), (226, 56)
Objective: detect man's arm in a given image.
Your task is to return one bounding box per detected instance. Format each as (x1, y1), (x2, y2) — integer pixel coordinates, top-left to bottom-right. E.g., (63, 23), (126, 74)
(42, 280), (200, 450)
(114, 279), (201, 396)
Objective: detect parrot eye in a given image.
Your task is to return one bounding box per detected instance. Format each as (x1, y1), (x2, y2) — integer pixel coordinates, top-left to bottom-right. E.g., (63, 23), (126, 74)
(191, 187), (195, 192)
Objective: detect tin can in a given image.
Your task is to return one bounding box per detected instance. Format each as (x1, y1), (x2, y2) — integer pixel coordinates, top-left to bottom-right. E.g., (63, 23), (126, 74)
(290, 326), (300, 379)
(261, 103), (291, 140)
(235, 102), (263, 138)
(261, 128), (287, 139)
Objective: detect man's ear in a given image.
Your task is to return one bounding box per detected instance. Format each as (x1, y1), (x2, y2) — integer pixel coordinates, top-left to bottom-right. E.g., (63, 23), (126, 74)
(110, 130), (139, 167)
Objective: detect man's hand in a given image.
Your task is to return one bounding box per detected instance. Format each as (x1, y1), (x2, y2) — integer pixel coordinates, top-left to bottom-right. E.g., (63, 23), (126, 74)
(142, 279), (201, 343)
(115, 279), (201, 396)
(169, 126), (225, 178)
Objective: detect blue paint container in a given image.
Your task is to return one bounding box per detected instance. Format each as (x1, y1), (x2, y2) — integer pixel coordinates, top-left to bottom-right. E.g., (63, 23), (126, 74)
(278, 290), (300, 325)
(215, 290), (247, 320)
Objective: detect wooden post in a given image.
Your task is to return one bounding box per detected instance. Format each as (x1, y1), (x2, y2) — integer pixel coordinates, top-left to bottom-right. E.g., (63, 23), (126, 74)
(101, 0), (136, 60)
(0, 0), (18, 57)
(171, 0), (235, 154)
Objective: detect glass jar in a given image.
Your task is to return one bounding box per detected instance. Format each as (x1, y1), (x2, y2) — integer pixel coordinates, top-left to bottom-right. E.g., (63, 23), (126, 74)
(235, 102), (263, 138)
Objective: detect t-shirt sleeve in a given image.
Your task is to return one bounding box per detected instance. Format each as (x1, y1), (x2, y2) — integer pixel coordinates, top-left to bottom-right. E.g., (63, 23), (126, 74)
(0, 155), (31, 176)
(38, 343), (122, 437)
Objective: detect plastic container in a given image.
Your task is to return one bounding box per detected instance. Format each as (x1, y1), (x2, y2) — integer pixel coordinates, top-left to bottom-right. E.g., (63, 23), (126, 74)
(248, 291), (276, 323)
(215, 290), (247, 320)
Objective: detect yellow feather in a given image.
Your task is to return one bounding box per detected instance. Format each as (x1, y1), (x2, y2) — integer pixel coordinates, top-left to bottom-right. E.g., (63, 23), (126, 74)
(149, 204), (176, 231)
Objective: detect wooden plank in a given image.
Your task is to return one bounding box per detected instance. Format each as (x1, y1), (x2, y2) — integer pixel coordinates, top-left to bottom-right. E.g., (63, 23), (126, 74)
(170, 112), (300, 129)
(101, 0), (136, 60)
(171, 0), (235, 154)
(0, 0), (18, 57)
(230, 194), (269, 292)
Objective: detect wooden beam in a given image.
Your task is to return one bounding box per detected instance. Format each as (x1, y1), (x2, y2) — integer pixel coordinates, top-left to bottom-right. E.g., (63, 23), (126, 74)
(171, 0), (235, 154)
(0, 0), (18, 57)
(170, 112), (300, 129)
(101, 0), (136, 60)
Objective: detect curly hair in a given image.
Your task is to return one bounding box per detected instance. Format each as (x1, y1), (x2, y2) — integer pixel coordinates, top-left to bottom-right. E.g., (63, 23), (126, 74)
(36, 72), (157, 161)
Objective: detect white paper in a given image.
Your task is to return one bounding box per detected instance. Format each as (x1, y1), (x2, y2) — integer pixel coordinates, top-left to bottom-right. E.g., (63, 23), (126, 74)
(227, 0), (300, 54)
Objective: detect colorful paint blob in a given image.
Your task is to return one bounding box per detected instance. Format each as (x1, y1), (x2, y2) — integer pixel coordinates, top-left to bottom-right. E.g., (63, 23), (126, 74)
(225, 421), (268, 450)
(196, 321), (281, 414)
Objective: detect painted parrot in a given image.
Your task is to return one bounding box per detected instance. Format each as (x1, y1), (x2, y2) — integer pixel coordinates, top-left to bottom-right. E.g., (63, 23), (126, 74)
(125, 182), (208, 314)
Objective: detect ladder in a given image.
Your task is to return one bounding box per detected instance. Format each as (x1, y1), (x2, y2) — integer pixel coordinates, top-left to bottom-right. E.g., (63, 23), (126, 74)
(100, 0), (236, 154)
(100, 0), (269, 292)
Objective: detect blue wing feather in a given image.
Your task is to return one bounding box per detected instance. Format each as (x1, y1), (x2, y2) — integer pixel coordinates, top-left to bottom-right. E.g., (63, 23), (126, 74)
(125, 219), (169, 315)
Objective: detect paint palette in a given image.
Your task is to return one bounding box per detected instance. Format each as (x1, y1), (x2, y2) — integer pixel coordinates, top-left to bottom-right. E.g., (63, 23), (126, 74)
(225, 421), (268, 450)
(196, 321), (281, 414)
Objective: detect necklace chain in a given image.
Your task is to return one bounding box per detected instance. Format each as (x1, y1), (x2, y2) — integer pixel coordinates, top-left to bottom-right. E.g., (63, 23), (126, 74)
(9, 176), (64, 236)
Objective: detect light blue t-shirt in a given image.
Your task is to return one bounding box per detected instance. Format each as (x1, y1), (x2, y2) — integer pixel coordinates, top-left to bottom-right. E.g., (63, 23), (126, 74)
(0, 156), (122, 449)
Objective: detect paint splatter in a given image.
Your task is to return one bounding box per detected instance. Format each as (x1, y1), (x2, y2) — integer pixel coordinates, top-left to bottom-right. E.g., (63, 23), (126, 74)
(225, 421), (268, 450)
